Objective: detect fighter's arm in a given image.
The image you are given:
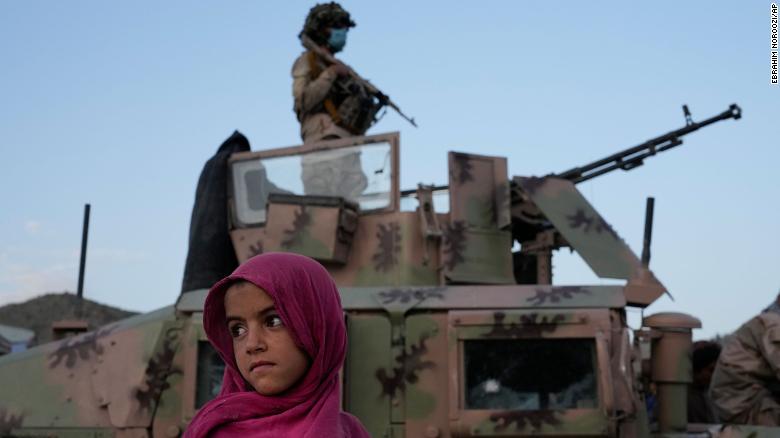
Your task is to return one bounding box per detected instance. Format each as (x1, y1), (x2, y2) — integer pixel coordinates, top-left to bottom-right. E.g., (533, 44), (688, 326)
(758, 313), (780, 382)
(292, 55), (339, 114)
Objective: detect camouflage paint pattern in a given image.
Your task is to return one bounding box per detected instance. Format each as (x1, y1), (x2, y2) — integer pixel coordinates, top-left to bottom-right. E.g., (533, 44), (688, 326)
(2, 130), (773, 438)
(0, 304), (216, 438)
(343, 313), (393, 437)
(444, 152), (514, 285)
(711, 311), (780, 426)
(338, 287), (626, 437)
(331, 212), (443, 287)
(515, 176), (668, 307)
(229, 226), (267, 262)
(263, 195), (358, 264)
(515, 176), (641, 281)
(448, 152), (511, 231)
(0, 307), (187, 437)
(442, 225), (515, 285)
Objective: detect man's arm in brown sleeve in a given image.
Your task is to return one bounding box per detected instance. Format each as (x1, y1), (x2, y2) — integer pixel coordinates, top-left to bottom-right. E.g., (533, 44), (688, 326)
(292, 53), (339, 114)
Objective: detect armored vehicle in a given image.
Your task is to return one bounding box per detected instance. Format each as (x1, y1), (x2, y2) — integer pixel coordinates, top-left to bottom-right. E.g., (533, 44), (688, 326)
(1, 104), (772, 437)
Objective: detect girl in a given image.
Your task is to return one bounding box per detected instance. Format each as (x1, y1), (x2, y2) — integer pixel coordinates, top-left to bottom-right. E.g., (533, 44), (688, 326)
(184, 252), (369, 437)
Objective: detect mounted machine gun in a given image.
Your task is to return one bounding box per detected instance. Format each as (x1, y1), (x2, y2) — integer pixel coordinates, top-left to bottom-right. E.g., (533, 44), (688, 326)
(511, 104), (742, 284)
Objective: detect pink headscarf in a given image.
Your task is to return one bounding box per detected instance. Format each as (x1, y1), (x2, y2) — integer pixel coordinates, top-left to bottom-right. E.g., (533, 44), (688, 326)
(184, 252), (369, 438)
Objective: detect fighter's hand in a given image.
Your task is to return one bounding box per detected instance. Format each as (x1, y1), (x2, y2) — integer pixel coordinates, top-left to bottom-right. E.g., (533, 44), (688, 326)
(328, 63), (350, 77)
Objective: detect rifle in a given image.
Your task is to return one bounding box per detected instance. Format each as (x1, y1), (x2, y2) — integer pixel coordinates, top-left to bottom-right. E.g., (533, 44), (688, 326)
(300, 34), (418, 128)
(399, 104), (742, 197)
(555, 104), (742, 184)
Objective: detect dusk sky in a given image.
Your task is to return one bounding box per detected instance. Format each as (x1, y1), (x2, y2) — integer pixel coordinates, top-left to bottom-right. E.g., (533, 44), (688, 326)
(1, 2), (777, 339)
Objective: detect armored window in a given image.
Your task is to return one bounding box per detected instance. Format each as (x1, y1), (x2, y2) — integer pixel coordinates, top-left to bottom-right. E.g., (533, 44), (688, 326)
(196, 341), (225, 408)
(448, 309), (611, 435)
(231, 141), (394, 226)
(464, 338), (597, 410)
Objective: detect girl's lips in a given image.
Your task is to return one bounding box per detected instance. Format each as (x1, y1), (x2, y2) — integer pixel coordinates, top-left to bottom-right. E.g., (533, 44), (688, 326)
(250, 361), (275, 372)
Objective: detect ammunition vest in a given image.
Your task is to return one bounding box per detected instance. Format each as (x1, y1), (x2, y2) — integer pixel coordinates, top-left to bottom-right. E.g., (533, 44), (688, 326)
(307, 51), (381, 135)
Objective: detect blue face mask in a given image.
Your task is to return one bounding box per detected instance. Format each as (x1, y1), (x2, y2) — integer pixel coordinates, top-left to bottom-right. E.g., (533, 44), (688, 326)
(328, 28), (348, 52)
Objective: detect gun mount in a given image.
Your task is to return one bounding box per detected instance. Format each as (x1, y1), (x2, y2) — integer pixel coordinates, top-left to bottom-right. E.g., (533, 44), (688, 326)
(511, 104), (741, 285)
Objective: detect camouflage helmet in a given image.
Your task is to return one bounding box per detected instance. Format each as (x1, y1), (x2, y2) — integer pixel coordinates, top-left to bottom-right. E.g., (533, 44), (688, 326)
(300, 2), (356, 46)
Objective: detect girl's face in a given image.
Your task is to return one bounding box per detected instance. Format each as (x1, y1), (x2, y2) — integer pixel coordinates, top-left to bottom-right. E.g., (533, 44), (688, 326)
(224, 282), (310, 396)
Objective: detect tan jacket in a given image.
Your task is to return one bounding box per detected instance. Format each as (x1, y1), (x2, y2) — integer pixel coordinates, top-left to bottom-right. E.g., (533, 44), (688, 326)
(710, 311), (780, 425)
(291, 51), (351, 143)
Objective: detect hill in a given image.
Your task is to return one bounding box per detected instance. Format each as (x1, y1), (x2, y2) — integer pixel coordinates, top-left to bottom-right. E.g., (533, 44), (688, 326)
(0, 292), (138, 346)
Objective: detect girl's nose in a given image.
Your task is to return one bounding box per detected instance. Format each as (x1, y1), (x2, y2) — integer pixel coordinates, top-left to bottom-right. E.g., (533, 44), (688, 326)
(245, 328), (267, 353)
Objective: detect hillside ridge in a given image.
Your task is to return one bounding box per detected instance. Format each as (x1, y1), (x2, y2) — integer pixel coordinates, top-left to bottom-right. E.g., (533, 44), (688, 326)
(0, 292), (138, 346)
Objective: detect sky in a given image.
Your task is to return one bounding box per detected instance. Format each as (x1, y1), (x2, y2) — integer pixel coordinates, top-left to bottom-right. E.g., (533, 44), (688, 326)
(0, 1), (777, 339)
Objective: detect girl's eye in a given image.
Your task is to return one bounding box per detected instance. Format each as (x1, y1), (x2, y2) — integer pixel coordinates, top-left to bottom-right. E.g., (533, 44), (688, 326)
(265, 314), (284, 328)
(229, 324), (246, 338)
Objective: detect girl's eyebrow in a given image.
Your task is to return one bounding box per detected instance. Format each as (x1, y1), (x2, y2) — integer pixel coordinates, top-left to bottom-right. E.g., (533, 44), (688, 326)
(225, 304), (277, 323)
(256, 305), (277, 318)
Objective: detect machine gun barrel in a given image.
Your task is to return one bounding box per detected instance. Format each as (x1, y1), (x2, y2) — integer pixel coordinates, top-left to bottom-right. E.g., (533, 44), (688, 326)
(556, 104), (741, 184)
(400, 104), (741, 198)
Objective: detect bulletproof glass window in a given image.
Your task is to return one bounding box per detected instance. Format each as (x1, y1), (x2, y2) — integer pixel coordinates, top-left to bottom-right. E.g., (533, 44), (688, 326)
(464, 338), (597, 410)
(232, 142), (393, 226)
(196, 341), (225, 408)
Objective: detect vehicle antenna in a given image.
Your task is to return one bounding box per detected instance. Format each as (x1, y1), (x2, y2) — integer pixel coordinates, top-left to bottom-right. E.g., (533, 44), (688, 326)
(641, 197), (654, 267)
(76, 203), (90, 317)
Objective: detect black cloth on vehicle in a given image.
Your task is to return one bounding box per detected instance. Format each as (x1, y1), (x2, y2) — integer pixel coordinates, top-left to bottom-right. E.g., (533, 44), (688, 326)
(181, 131), (250, 294)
